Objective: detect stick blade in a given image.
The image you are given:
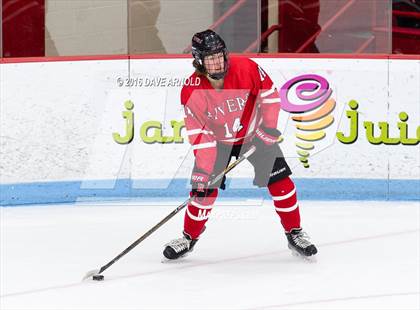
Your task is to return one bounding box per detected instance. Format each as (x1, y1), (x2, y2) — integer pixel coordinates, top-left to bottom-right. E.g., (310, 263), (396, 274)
(82, 269), (100, 281)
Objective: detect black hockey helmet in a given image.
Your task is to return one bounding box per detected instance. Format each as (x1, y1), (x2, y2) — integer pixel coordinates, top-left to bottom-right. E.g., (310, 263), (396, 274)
(191, 29), (228, 80)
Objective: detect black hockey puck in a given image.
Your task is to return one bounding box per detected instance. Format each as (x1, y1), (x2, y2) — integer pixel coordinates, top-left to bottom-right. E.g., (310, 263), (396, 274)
(92, 274), (104, 281)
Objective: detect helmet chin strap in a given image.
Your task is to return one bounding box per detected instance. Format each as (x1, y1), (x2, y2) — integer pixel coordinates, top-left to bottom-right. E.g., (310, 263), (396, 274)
(207, 71), (225, 80)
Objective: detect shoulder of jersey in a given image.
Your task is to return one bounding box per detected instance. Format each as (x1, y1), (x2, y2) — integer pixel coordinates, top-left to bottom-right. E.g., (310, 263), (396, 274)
(181, 71), (202, 105)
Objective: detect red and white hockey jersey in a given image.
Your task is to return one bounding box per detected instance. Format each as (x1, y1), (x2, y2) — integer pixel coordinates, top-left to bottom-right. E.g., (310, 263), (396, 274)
(181, 56), (281, 175)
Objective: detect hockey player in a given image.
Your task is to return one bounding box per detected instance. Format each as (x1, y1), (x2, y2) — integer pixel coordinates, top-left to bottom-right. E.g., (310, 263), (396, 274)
(163, 30), (317, 260)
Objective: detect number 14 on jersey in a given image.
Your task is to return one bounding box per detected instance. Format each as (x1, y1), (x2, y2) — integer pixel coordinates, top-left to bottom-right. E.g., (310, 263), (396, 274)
(223, 117), (243, 138)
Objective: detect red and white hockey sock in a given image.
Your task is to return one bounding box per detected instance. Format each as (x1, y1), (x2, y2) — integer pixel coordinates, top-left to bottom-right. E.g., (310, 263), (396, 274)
(268, 177), (301, 232)
(184, 189), (218, 239)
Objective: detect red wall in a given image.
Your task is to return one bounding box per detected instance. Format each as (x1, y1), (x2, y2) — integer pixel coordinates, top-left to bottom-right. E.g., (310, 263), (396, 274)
(2, 0), (45, 57)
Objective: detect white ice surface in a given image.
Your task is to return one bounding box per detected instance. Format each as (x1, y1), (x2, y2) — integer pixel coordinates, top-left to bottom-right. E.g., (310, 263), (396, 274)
(1, 200), (419, 310)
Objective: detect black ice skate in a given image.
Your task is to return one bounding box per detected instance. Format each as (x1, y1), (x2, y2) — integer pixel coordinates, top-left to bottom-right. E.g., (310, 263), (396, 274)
(286, 228), (318, 258)
(163, 232), (198, 260)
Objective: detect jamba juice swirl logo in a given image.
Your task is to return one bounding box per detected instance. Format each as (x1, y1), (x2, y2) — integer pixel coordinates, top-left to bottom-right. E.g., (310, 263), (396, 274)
(280, 74), (336, 168)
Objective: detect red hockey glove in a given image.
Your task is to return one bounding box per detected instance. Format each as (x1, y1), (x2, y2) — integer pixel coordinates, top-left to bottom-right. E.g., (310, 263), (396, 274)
(254, 126), (281, 146)
(191, 170), (212, 198)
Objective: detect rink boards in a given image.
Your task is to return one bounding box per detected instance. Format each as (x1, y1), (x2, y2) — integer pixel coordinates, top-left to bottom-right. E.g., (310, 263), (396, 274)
(0, 55), (419, 205)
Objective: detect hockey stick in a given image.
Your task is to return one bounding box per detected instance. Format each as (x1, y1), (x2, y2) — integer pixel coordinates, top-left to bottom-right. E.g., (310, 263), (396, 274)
(83, 145), (256, 281)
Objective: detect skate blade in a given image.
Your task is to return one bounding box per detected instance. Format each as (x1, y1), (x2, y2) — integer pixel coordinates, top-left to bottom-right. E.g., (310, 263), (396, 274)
(290, 248), (317, 263)
(161, 253), (189, 264)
